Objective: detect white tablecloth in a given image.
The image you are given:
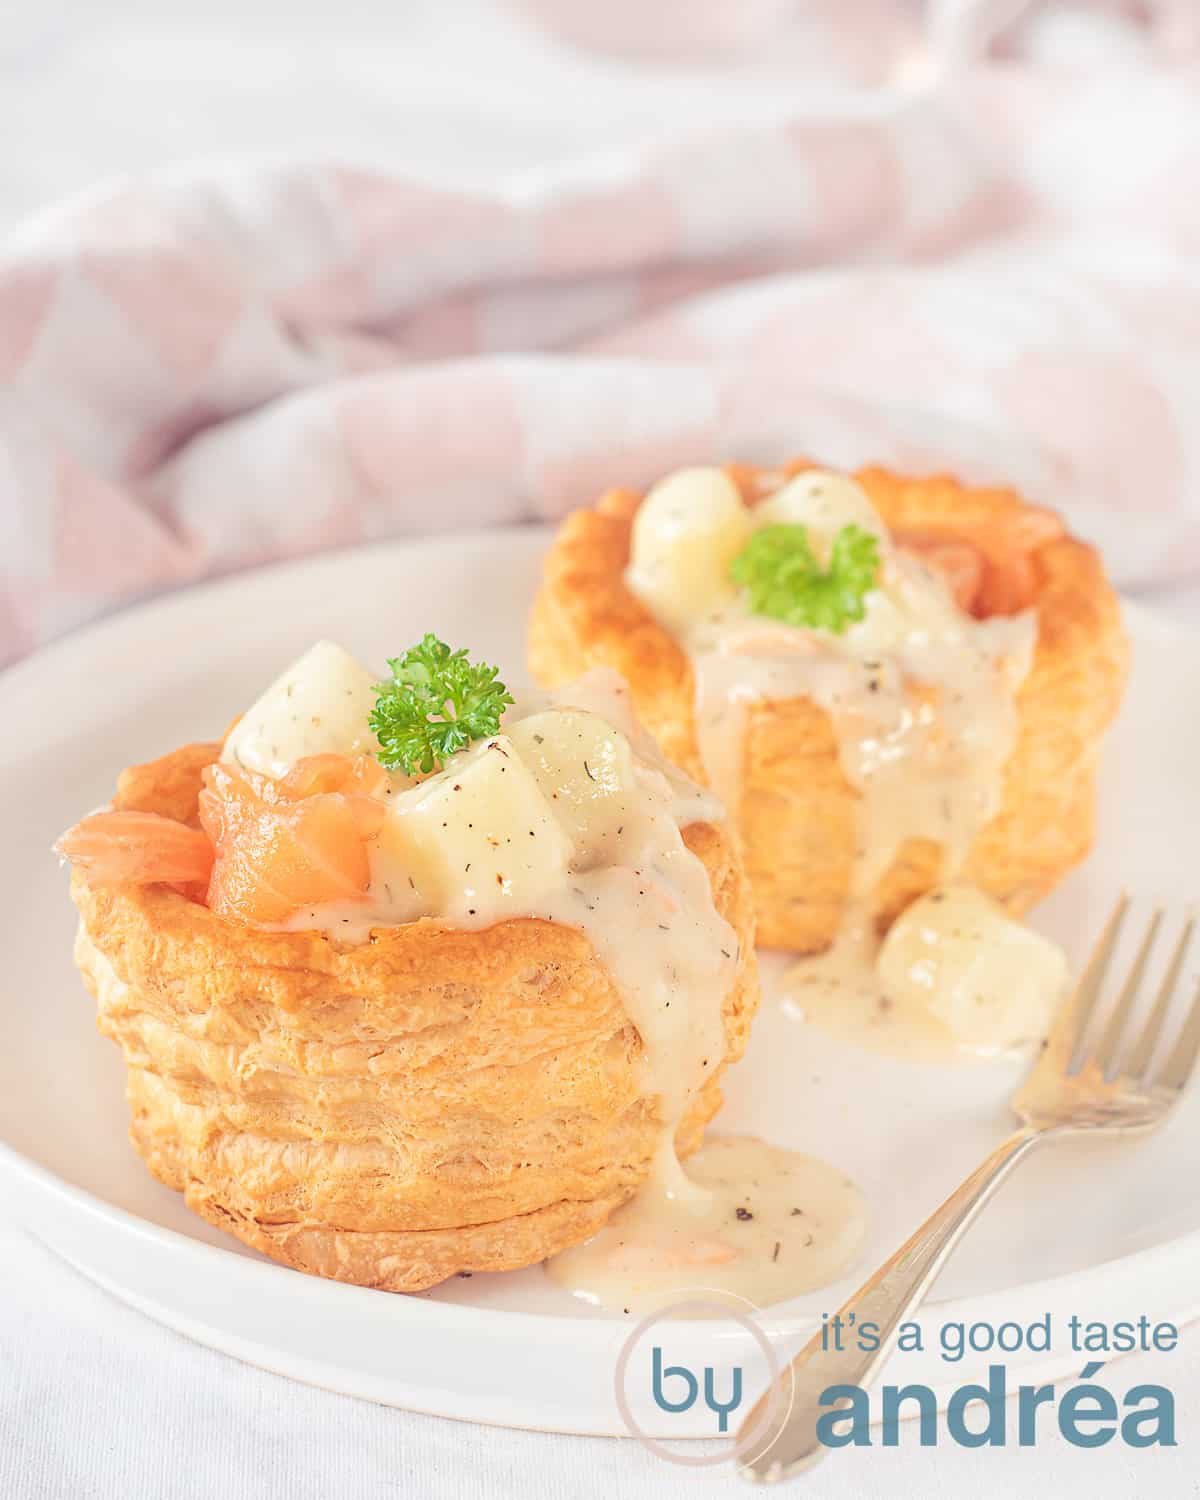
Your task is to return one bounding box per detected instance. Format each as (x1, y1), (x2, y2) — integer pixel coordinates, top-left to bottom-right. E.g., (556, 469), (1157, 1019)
(3, 3), (1199, 1494)
(2, 1215), (1197, 1498)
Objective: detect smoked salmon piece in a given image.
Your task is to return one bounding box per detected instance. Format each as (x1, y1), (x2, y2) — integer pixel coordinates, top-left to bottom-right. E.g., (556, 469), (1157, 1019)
(57, 753), (390, 927)
(276, 753), (389, 801)
(900, 538), (986, 613)
(199, 756), (385, 926)
(896, 507), (1062, 618)
(56, 810), (215, 887)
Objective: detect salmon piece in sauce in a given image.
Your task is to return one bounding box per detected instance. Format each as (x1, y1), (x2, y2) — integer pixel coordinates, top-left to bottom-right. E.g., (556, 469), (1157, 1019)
(898, 507), (1062, 618)
(199, 755), (385, 926)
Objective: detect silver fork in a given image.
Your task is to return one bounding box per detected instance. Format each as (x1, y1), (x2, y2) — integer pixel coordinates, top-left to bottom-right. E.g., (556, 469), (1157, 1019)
(737, 897), (1199, 1483)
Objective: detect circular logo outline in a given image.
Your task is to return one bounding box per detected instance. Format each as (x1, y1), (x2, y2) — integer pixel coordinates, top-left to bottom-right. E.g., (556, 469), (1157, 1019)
(612, 1290), (795, 1469)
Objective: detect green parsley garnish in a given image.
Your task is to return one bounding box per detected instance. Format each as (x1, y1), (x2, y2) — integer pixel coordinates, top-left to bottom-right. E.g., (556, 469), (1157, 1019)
(369, 634), (514, 775)
(729, 523), (881, 634)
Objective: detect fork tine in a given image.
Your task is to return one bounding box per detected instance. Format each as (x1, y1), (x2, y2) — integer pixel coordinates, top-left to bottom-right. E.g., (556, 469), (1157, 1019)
(1063, 894), (1129, 1073)
(1094, 910), (1162, 1077)
(1126, 917), (1195, 1080)
(1158, 979), (1200, 1094)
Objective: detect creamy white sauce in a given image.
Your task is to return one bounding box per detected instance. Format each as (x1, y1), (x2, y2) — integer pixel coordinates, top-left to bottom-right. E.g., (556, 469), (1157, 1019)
(783, 885), (1068, 1062)
(546, 1134), (866, 1315)
(679, 520), (1036, 899)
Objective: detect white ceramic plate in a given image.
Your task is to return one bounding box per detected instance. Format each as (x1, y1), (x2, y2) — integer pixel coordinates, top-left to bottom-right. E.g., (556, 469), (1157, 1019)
(2, 529), (1198, 1437)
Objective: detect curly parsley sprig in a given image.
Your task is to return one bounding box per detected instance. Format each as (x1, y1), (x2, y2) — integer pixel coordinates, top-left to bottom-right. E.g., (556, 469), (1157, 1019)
(369, 635), (514, 775)
(729, 522), (881, 634)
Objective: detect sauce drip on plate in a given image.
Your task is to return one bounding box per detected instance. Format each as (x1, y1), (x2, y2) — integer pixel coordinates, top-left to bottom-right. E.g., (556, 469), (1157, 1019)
(783, 886), (1069, 1064)
(545, 1135), (866, 1315)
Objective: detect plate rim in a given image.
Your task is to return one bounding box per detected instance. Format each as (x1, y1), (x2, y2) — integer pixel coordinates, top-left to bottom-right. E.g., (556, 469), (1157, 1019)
(3, 534), (1196, 1349)
(8, 1136), (1200, 1344)
(0, 523), (552, 693)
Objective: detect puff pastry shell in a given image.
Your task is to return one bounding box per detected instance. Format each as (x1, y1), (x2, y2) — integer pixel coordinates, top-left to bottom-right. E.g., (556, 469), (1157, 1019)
(70, 742), (759, 1290)
(530, 464), (1129, 951)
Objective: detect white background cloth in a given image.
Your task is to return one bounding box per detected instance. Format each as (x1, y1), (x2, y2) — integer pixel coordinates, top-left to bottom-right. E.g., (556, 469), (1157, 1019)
(2, 1219), (1198, 1497)
(2, 2), (1199, 1495)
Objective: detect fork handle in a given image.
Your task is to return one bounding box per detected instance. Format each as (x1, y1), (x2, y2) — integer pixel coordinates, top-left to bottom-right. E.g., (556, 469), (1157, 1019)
(737, 1125), (1043, 1483)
